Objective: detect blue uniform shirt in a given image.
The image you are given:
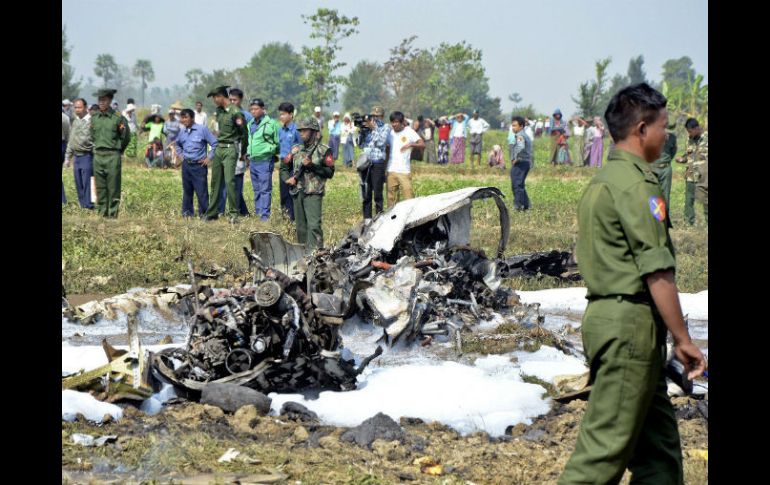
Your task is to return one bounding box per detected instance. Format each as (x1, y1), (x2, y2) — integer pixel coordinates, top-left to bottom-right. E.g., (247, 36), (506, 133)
(241, 108), (254, 124)
(279, 122), (302, 158)
(176, 124), (218, 162)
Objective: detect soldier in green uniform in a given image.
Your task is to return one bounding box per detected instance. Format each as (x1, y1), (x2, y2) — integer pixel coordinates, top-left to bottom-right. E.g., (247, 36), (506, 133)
(559, 84), (706, 485)
(675, 118), (708, 225)
(650, 120), (677, 209)
(279, 117), (335, 250)
(203, 86), (248, 223)
(90, 89), (131, 218)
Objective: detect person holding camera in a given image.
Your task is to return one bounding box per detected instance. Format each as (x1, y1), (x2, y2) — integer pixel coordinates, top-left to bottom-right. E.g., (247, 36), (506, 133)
(358, 105), (391, 222)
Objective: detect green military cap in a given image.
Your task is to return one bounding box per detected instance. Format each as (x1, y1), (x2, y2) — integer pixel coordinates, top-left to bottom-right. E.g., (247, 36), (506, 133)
(371, 105), (385, 116)
(207, 85), (230, 98)
(93, 88), (117, 98)
(297, 117), (320, 131)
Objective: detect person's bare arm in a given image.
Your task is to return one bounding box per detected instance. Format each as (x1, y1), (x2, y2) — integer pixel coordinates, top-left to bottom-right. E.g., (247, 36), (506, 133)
(646, 269), (707, 379)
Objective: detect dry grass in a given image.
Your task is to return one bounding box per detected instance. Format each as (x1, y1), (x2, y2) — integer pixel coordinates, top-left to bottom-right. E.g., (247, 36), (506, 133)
(62, 131), (707, 294)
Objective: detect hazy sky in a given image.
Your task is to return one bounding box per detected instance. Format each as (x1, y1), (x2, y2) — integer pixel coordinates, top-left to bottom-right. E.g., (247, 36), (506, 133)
(63, 0), (707, 115)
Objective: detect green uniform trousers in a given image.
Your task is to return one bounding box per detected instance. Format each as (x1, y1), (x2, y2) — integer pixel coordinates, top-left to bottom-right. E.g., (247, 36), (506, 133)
(293, 192), (323, 250)
(559, 298), (683, 485)
(650, 162), (672, 209)
(93, 150), (122, 218)
(124, 132), (137, 158)
(206, 145), (238, 219)
(684, 181), (708, 226)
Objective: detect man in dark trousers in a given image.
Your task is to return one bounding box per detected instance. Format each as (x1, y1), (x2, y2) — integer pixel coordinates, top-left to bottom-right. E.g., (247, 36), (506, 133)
(176, 108), (217, 218)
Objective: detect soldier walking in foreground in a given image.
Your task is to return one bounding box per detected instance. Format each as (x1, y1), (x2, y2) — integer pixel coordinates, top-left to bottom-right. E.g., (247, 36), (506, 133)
(90, 89), (130, 217)
(279, 117), (335, 249)
(559, 83), (706, 484)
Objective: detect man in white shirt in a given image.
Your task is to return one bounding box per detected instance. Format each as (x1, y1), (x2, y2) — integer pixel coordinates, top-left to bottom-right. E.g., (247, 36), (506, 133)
(386, 111), (425, 207)
(194, 101), (208, 127)
(468, 110), (490, 168)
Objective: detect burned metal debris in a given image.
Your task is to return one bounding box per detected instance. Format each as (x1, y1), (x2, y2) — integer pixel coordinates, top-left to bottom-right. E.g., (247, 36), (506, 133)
(63, 186), (579, 402)
(249, 187), (575, 348)
(151, 268), (383, 395)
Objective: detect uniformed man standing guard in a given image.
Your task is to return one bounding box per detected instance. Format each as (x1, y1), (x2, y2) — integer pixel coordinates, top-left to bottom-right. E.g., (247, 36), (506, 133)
(204, 86), (248, 223)
(650, 120), (677, 209)
(675, 118), (708, 225)
(279, 117), (335, 249)
(559, 83), (706, 484)
(90, 89), (131, 217)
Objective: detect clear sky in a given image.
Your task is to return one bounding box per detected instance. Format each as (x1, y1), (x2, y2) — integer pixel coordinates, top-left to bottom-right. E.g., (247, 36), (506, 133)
(63, 0), (707, 115)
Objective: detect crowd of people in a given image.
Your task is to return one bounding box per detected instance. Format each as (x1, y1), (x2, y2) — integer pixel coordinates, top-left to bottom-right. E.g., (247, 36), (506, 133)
(61, 87), (708, 247)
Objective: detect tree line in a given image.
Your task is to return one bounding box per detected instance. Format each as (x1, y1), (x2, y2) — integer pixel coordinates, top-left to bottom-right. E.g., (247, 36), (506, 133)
(63, 9), (706, 128)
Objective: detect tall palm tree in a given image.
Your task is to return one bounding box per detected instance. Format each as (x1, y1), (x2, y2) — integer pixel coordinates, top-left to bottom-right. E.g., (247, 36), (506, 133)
(132, 59), (155, 106)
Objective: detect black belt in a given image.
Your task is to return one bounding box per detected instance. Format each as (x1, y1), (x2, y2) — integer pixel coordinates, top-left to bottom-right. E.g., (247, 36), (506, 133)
(183, 159), (202, 164)
(587, 293), (652, 305)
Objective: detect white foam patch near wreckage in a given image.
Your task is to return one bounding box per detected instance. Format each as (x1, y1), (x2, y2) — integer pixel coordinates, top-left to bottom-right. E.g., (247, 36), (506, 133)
(62, 390), (123, 423)
(269, 349), (586, 437)
(61, 342), (179, 374)
(513, 346), (589, 384)
(517, 288), (708, 321)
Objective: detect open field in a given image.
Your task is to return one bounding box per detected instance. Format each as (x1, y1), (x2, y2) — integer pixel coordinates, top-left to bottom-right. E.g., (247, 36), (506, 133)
(62, 130), (707, 294)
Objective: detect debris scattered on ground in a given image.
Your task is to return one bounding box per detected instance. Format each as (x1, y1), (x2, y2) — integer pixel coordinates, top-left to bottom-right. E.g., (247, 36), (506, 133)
(340, 412), (406, 448)
(200, 383), (272, 415)
(216, 447), (261, 464)
(70, 433), (118, 447)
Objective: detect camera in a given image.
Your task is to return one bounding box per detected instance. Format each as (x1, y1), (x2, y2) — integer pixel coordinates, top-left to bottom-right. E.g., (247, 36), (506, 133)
(351, 112), (372, 146)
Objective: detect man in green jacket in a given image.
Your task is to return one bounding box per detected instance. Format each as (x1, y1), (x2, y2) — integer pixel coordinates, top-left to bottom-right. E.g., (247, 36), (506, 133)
(204, 86), (248, 223)
(650, 121), (677, 209)
(90, 89), (131, 217)
(279, 117), (334, 249)
(246, 98), (280, 221)
(559, 83), (706, 484)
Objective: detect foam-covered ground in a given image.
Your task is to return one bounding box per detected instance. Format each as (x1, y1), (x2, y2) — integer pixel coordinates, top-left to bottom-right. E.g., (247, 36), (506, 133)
(61, 287), (708, 434)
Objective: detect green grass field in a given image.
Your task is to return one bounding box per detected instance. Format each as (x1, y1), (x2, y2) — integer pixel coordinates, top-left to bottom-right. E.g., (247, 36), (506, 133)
(62, 130), (708, 295)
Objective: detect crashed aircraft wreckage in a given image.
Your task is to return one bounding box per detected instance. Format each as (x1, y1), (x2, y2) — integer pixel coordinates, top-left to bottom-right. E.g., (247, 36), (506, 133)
(64, 187), (580, 399)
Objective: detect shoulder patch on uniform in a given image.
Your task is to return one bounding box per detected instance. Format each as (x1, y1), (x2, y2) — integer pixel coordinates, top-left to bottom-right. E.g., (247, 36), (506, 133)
(291, 145), (301, 154)
(323, 148), (334, 167)
(648, 196), (667, 222)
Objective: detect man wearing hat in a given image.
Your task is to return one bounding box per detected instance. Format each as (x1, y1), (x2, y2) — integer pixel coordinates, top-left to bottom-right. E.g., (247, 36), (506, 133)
(327, 112), (342, 161)
(360, 105), (390, 221)
(280, 117), (334, 249)
(650, 120), (678, 209)
(245, 98), (280, 221)
(204, 85), (248, 223)
(217, 88), (252, 218)
(313, 107), (324, 141)
(122, 99), (138, 158)
(62, 99), (74, 121)
(90, 89), (131, 217)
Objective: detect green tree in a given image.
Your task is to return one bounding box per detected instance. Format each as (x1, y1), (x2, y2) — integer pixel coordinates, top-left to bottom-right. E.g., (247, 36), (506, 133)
(627, 55), (647, 85)
(661, 56), (695, 92)
(132, 59), (155, 107)
(572, 57), (612, 118)
(185, 68), (204, 91)
(343, 60), (390, 114)
(94, 54), (118, 88)
(187, 69), (238, 113)
(300, 8), (360, 109)
(62, 26), (81, 100)
(235, 43), (305, 115)
(430, 42), (502, 125)
(383, 36), (435, 116)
